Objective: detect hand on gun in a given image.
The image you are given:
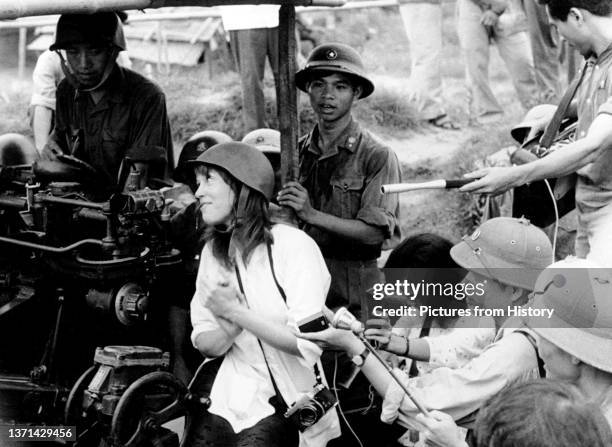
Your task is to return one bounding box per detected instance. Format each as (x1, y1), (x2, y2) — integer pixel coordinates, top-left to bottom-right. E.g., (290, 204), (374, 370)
(40, 139), (63, 161)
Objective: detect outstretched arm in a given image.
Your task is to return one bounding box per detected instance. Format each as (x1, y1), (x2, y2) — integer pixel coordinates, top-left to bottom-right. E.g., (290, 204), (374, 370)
(461, 113), (612, 195)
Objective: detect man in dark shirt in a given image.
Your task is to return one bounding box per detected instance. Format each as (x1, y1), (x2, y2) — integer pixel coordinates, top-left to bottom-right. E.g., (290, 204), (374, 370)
(278, 43), (401, 319)
(42, 12), (173, 192)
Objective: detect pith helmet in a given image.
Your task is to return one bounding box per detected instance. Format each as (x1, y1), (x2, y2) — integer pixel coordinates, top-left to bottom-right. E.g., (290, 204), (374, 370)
(295, 43), (374, 99)
(50, 12), (127, 51)
(450, 217), (553, 290)
(510, 104), (557, 144)
(525, 258), (612, 373)
(174, 130), (232, 190)
(191, 142), (274, 202)
(242, 128), (280, 154)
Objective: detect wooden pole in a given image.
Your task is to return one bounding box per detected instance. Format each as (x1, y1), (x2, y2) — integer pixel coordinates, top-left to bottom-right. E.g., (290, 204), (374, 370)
(278, 3), (298, 183)
(277, 3), (299, 224)
(18, 27), (27, 79)
(0, 0), (346, 21)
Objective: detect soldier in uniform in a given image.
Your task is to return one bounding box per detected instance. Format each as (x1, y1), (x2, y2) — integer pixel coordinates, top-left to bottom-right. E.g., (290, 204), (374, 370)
(42, 12), (173, 193)
(277, 43), (401, 320)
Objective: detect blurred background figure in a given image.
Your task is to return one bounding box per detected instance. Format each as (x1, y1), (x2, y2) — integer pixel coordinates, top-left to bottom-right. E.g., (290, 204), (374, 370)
(220, 5), (280, 132)
(457, 0), (538, 124)
(242, 127), (281, 195)
(523, 0), (563, 103)
(397, 0), (460, 129)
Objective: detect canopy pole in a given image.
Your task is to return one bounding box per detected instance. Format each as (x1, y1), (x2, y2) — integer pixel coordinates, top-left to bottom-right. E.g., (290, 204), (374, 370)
(278, 3), (298, 183)
(276, 3), (300, 223)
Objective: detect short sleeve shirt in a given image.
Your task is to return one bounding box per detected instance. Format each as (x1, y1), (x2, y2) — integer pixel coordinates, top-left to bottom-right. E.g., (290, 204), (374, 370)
(298, 119), (402, 260)
(31, 50), (63, 110)
(575, 44), (612, 195)
(52, 65), (174, 189)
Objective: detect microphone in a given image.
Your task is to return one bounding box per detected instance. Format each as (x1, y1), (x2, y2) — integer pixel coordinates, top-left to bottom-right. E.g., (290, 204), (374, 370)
(381, 179), (473, 194)
(331, 308), (431, 416)
(331, 307), (364, 334)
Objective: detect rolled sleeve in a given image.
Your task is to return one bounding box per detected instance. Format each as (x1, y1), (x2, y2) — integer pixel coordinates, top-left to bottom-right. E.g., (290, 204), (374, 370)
(357, 143), (401, 238)
(356, 207), (398, 237)
(381, 367), (413, 424)
(384, 333), (538, 425)
(31, 51), (62, 110)
(189, 245), (222, 346)
(425, 327), (496, 369)
(274, 225), (330, 366)
(597, 97), (612, 116)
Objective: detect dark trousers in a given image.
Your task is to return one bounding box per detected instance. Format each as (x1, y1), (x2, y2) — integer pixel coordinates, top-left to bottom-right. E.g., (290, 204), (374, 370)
(184, 409), (298, 447)
(230, 28), (280, 132)
(325, 258), (383, 322)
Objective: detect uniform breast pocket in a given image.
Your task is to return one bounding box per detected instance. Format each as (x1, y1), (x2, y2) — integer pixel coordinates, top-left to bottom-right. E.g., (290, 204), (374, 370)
(101, 129), (128, 174)
(595, 77), (610, 107)
(330, 176), (364, 218)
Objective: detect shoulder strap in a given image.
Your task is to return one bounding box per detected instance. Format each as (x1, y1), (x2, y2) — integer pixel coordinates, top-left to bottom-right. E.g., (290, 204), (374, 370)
(515, 329), (546, 378)
(234, 263), (288, 410)
(266, 242), (287, 302)
(266, 241), (323, 384)
(539, 60), (589, 149)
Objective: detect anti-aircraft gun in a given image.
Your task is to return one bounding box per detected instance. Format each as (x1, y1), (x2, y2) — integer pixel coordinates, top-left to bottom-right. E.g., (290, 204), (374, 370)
(0, 133), (202, 446)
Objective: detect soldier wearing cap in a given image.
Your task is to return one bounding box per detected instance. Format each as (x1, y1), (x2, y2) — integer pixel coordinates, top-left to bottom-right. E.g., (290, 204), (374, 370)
(277, 43), (401, 319)
(42, 12), (173, 192)
(524, 257), (612, 427)
(298, 217), (555, 433)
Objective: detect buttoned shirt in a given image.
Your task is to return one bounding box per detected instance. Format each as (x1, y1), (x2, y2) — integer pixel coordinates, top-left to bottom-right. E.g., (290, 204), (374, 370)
(190, 224), (341, 446)
(52, 65), (173, 189)
(381, 327), (539, 427)
(220, 5), (279, 30)
(394, 319), (496, 376)
(299, 118), (401, 261)
(575, 44), (612, 208)
(602, 387), (612, 429)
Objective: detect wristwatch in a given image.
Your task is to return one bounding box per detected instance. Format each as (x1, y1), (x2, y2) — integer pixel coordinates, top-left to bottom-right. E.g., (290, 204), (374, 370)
(351, 348), (371, 367)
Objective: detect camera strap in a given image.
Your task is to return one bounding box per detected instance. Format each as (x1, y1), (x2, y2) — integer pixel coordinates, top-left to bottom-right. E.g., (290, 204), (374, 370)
(264, 241), (323, 387)
(233, 241), (323, 412)
(234, 261), (288, 412)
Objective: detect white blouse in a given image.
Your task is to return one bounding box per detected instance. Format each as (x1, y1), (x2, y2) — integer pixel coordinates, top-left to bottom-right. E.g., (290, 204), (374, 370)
(394, 316), (496, 376)
(191, 224), (340, 446)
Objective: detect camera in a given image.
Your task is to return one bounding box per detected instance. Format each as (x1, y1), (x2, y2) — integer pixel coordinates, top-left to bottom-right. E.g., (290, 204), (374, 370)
(284, 384), (338, 431)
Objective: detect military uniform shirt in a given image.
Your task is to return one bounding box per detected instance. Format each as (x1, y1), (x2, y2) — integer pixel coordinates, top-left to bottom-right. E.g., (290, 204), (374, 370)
(299, 118), (401, 261)
(52, 65), (173, 188)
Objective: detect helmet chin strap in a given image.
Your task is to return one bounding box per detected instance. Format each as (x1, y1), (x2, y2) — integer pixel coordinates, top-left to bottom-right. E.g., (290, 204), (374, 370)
(56, 47), (119, 92)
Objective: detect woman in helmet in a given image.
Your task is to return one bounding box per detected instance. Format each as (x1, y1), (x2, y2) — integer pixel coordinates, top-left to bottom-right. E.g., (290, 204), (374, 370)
(186, 142), (340, 447)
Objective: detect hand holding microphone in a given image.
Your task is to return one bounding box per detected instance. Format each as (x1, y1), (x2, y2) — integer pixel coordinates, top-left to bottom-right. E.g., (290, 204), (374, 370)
(330, 308), (430, 417)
